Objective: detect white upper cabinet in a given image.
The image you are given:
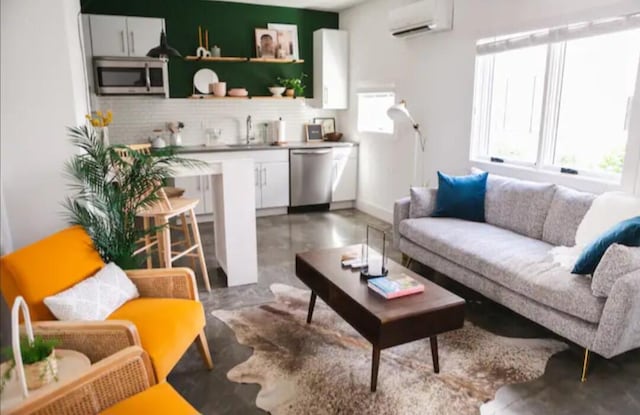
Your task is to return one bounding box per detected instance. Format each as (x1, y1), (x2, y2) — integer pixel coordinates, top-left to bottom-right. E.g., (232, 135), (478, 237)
(126, 17), (164, 57)
(88, 14), (164, 57)
(313, 29), (348, 110)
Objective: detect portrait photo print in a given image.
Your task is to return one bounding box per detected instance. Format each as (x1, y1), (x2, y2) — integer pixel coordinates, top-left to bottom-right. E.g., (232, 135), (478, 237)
(268, 23), (299, 60)
(255, 28), (278, 58)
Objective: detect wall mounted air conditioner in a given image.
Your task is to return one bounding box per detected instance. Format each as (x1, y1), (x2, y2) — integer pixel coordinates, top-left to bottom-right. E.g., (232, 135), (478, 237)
(389, 0), (453, 38)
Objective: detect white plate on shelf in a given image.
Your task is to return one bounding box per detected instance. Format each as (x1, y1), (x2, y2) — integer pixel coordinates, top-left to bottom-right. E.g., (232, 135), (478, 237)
(193, 68), (219, 94)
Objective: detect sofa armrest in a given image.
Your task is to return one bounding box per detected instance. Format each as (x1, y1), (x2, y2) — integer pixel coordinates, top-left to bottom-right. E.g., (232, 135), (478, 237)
(393, 197), (411, 249)
(126, 267), (198, 301)
(29, 320), (141, 363)
(591, 244), (640, 297)
(591, 270), (640, 358)
(9, 346), (155, 415)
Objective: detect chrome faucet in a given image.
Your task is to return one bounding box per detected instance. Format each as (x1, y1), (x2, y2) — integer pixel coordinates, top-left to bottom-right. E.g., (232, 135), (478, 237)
(246, 115), (254, 144)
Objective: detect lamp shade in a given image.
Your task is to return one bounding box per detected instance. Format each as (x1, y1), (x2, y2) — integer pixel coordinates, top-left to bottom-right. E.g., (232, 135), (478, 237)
(387, 101), (417, 127)
(147, 31), (182, 58)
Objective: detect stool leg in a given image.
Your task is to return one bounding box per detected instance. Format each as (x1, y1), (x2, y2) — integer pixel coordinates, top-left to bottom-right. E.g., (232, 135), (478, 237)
(189, 208), (211, 292)
(143, 217), (153, 269)
(181, 213), (197, 271)
(158, 216), (172, 269)
(154, 216), (165, 268)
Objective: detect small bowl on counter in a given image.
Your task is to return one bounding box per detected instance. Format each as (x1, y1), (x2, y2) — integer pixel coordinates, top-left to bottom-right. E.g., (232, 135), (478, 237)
(269, 86), (286, 97)
(324, 132), (343, 142)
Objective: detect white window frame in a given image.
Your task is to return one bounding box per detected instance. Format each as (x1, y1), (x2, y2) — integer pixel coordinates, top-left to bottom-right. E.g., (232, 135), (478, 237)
(470, 16), (640, 193)
(357, 91), (396, 136)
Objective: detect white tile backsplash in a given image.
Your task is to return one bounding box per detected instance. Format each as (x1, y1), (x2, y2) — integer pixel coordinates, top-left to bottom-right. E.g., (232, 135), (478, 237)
(95, 96), (339, 146)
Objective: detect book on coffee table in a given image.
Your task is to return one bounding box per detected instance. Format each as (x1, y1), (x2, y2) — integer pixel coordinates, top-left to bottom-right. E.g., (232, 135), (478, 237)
(368, 273), (425, 299)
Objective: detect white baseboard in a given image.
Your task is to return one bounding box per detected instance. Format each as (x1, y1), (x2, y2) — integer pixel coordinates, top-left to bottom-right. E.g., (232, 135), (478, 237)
(355, 199), (393, 223)
(330, 201), (355, 210)
(256, 207), (288, 217)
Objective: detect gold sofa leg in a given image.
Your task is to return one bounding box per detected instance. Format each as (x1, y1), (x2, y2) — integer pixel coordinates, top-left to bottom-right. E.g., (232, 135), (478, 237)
(197, 330), (214, 370)
(581, 349), (590, 382)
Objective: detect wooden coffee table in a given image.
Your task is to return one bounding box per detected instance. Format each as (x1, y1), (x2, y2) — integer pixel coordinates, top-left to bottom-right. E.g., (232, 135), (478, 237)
(295, 245), (465, 392)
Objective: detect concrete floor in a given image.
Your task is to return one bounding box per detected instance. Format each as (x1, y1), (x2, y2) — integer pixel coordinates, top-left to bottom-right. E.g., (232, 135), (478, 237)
(165, 209), (639, 415)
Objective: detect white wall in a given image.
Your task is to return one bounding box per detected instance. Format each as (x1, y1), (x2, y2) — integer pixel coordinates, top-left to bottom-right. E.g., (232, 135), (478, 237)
(1, 0), (88, 250)
(340, 0), (640, 222)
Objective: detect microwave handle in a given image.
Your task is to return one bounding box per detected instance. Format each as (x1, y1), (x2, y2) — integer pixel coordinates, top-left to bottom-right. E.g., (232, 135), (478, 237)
(145, 63), (151, 92)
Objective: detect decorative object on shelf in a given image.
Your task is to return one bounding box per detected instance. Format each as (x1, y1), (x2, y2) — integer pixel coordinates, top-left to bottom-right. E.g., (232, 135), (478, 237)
(211, 45), (221, 57)
(387, 100), (427, 186)
(228, 88), (249, 97)
(149, 129), (167, 149)
(277, 73), (307, 97)
(63, 125), (200, 269)
(193, 68), (219, 94)
(313, 117), (336, 136)
(268, 23), (300, 60)
(269, 86), (286, 97)
(255, 28), (278, 58)
(212, 82), (227, 97)
(1, 296), (59, 397)
(147, 30), (182, 58)
(196, 26), (212, 58)
(305, 124), (323, 142)
(86, 110), (112, 146)
(360, 224), (389, 280)
(168, 121), (184, 146)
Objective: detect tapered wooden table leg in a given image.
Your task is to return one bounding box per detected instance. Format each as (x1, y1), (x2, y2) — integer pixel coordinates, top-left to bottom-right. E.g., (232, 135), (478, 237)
(430, 336), (439, 373)
(371, 346), (381, 392)
(306, 292), (317, 324)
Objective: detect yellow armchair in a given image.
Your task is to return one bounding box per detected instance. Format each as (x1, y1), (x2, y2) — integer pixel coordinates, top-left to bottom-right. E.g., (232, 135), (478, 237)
(0, 226), (213, 381)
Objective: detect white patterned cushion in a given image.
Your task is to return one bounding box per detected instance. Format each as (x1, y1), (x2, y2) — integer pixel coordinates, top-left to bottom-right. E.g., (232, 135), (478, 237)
(44, 263), (139, 321)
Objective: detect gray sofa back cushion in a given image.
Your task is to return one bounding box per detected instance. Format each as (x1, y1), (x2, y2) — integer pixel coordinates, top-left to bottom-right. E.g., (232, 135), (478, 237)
(542, 186), (596, 246)
(484, 173), (557, 239)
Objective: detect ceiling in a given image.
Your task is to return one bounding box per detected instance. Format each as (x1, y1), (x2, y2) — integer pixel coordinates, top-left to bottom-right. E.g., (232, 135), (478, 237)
(215, 0), (369, 12)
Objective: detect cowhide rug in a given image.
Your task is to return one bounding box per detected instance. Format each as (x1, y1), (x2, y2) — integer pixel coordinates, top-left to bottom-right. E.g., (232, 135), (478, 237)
(212, 284), (567, 415)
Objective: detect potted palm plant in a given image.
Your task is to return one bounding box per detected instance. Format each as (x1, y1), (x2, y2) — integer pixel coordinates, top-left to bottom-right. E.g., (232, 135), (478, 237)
(63, 126), (200, 269)
(1, 336), (59, 392)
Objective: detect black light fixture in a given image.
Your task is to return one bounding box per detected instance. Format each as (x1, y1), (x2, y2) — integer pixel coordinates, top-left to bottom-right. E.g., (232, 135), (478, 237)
(147, 30), (182, 58)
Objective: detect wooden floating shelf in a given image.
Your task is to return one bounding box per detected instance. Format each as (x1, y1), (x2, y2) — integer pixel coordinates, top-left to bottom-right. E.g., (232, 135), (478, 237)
(189, 95), (304, 100)
(184, 56), (304, 64)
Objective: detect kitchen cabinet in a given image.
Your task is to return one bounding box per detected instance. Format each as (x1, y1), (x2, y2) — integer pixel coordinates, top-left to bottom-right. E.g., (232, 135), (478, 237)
(332, 147), (358, 202)
(313, 29), (348, 110)
(173, 176), (213, 215)
(87, 14), (164, 57)
(259, 162), (290, 208)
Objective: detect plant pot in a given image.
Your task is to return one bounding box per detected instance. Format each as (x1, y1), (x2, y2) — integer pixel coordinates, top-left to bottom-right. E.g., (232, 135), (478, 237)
(285, 89), (295, 97)
(24, 350), (57, 390)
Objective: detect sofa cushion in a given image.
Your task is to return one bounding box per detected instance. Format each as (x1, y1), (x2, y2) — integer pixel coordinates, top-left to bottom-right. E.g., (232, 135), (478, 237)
(542, 186), (595, 247)
(399, 217), (605, 323)
(409, 187), (437, 218)
(108, 298), (205, 380)
(432, 171), (488, 222)
(480, 171), (556, 239)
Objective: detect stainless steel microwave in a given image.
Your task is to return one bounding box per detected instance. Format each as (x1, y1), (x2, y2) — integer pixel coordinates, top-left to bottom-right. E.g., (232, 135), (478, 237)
(93, 57), (169, 97)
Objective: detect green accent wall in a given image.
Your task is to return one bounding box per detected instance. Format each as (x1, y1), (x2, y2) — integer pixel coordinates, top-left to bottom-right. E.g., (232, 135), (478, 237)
(81, 0), (338, 98)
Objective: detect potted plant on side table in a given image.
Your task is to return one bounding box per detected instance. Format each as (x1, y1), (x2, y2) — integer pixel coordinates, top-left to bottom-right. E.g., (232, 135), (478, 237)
(1, 336), (59, 392)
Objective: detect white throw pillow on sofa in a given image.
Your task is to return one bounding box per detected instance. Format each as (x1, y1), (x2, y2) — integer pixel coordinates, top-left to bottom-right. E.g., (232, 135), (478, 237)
(44, 262), (139, 321)
(575, 192), (640, 247)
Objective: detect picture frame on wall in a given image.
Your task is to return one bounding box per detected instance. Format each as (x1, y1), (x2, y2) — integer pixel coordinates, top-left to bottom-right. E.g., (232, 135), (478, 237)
(255, 28), (278, 58)
(305, 124), (324, 142)
(267, 23), (299, 60)
(313, 117), (336, 136)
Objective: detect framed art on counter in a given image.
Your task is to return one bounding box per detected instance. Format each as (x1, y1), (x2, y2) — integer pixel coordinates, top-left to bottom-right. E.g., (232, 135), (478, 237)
(305, 124), (323, 141)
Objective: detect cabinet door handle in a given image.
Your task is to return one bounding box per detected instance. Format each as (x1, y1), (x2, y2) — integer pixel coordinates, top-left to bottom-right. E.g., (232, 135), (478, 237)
(255, 168), (259, 186)
(120, 31), (126, 53)
(262, 167), (267, 186)
(130, 31), (135, 54)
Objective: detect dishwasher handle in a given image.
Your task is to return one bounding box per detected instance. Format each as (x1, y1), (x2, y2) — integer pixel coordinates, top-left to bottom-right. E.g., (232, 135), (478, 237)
(291, 149), (332, 155)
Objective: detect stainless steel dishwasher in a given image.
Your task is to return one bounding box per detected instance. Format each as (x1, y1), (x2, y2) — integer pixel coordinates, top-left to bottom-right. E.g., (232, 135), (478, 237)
(290, 148), (333, 207)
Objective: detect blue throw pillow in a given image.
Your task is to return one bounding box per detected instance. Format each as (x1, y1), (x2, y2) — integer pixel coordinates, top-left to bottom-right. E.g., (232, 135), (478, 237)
(572, 216), (640, 275)
(431, 171), (488, 222)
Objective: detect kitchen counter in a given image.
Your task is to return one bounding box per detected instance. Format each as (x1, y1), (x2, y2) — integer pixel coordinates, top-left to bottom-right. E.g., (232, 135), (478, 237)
(176, 141), (358, 154)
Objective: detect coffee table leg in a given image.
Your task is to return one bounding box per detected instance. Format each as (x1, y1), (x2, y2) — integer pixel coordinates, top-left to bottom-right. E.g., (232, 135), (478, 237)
(430, 336), (439, 373)
(371, 346), (380, 392)
(306, 292), (317, 324)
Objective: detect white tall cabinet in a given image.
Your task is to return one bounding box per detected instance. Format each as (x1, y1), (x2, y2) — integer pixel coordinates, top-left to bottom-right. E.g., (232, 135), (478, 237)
(313, 29), (349, 110)
(87, 14), (164, 57)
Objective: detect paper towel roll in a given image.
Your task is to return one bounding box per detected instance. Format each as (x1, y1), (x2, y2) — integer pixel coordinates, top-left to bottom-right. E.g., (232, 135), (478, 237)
(276, 118), (286, 142)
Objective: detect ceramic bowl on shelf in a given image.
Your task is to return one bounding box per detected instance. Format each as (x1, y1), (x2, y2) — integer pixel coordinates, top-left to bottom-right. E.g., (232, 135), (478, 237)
(228, 88), (248, 97)
(269, 86), (286, 97)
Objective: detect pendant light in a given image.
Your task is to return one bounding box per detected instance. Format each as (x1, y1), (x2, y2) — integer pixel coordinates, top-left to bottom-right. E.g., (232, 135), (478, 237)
(147, 30), (182, 58)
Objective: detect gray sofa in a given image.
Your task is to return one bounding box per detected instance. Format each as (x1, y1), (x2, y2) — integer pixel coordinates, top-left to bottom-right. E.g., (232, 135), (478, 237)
(393, 173), (640, 376)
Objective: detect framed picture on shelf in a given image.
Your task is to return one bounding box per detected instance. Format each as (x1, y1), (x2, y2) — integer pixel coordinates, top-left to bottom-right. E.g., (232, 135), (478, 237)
(255, 28), (278, 58)
(305, 124), (323, 141)
(313, 117), (336, 136)
(267, 23), (299, 60)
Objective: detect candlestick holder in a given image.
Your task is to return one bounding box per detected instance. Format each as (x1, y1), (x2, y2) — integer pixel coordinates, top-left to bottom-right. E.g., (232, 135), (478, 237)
(360, 224), (389, 280)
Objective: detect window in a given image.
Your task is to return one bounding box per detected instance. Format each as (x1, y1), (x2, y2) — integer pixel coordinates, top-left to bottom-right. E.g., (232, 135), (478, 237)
(357, 92), (395, 134)
(471, 14), (640, 183)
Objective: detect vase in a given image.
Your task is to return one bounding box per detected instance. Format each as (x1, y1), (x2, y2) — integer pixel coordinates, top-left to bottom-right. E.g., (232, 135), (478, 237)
(24, 350), (58, 390)
(97, 126), (110, 146)
(170, 132), (183, 146)
(285, 89), (295, 97)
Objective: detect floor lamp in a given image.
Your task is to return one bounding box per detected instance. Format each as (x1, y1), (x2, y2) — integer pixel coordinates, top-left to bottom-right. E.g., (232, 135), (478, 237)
(387, 100), (426, 186)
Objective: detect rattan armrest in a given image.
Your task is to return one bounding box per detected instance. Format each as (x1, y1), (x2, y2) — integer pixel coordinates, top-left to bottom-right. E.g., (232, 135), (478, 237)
(28, 320), (141, 363)
(8, 346), (155, 415)
(126, 267), (198, 300)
